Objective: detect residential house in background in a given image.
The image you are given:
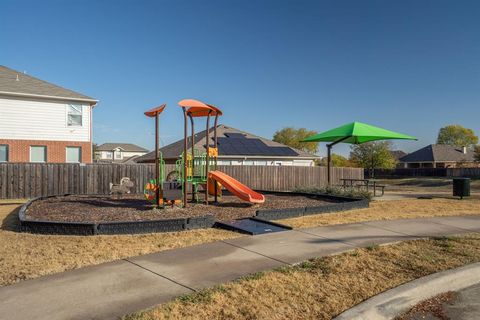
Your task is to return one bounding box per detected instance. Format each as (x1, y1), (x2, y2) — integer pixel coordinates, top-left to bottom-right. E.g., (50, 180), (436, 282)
(398, 144), (478, 168)
(95, 143), (149, 163)
(0, 65), (97, 163)
(136, 125), (319, 166)
(390, 150), (407, 162)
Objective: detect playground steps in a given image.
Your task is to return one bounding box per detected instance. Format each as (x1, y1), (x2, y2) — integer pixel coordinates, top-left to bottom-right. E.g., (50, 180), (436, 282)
(215, 217), (292, 235)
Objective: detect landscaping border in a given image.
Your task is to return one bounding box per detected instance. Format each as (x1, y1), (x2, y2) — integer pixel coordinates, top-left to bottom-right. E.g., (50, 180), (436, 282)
(18, 192), (368, 235)
(255, 191), (369, 221)
(18, 195), (216, 235)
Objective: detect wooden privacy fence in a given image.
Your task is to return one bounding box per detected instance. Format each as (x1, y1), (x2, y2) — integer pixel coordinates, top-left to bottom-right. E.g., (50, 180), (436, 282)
(216, 165), (363, 191)
(0, 163), (364, 199)
(447, 168), (480, 178)
(367, 168), (480, 179)
(367, 168), (448, 178)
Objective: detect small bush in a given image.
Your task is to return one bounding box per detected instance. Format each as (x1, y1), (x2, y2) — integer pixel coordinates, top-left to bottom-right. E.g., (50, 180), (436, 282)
(294, 186), (372, 200)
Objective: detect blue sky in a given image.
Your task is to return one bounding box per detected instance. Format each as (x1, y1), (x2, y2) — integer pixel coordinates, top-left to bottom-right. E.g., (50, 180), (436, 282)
(2, 0), (479, 156)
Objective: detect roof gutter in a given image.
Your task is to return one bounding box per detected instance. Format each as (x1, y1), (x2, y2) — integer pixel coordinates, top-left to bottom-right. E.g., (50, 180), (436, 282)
(0, 91), (99, 106)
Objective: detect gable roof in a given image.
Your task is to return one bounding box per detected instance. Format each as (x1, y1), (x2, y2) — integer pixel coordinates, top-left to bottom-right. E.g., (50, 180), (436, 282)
(96, 143), (149, 153)
(399, 144), (475, 163)
(0, 65), (97, 104)
(136, 124), (319, 163)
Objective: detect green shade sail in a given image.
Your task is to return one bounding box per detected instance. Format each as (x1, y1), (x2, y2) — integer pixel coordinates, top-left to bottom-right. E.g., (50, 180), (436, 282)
(302, 121), (417, 144)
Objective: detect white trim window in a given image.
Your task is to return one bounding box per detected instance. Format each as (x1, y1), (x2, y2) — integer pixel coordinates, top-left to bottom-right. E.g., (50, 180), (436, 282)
(67, 104), (83, 127)
(30, 146), (47, 163)
(0, 145), (8, 162)
(114, 149), (122, 160)
(66, 147), (82, 163)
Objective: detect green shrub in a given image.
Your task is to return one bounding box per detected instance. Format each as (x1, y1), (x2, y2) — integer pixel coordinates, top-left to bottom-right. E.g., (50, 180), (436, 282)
(294, 186), (372, 200)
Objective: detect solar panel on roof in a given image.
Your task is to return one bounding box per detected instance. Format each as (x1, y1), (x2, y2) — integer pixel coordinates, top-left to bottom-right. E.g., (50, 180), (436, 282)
(224, 133), (247, 139)
(275, 147), (299, 156)
(217, 137), (300, 156)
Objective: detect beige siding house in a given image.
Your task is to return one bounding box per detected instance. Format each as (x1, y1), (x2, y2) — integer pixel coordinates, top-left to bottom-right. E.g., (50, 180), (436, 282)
(95, 143), (149, 163)
(0, 65), (97, 163)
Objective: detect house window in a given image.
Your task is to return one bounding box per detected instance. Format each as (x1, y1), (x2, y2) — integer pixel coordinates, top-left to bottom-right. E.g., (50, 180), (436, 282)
(30, 146), (47, 163)
(105, 152), (113, 159)
(0, 145), (8, 162)
(114, 149), (122, 159)
(66, 147), (81, 163)
(67, 104), (83, 126)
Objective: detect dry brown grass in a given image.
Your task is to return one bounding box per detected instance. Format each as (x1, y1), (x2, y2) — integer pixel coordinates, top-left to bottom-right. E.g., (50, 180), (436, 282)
(276, 197), (480, 229)
(0, 202), (240, 286)
(126, 234), (480, 320)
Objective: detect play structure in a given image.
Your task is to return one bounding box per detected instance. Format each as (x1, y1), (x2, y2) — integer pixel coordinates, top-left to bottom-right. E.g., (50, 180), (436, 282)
(143, 99), (265, 208)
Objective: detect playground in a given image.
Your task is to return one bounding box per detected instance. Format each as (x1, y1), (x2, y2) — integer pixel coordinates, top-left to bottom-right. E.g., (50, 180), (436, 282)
(20, 99), (356, 235)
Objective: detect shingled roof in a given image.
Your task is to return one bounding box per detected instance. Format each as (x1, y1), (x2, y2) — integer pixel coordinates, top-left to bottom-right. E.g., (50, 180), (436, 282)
(96, 143), (149, 153)
(0, 65), (97, 104)
(399, 144), (475, 163)
(136, 124), (319, 163)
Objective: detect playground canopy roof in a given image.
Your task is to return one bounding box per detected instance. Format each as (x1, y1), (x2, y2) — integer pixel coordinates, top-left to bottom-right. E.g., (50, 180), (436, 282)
(144, 104), (166, 117)
(178, 99), (223, 117)
(302, 121), (417, 144)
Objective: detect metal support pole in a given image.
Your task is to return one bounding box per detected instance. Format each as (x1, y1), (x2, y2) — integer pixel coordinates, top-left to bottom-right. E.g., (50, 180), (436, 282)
(326, 136), (351, 186)
(154, 114), (160, 208)
(213, 114), (219, 203)
(189, 114), (195, 202)
(205, 112), (211, 205)
(182, 107), (188, 208)
(327, 144), (332, 186)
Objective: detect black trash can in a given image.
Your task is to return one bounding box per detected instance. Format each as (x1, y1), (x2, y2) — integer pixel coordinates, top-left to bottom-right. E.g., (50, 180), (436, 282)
(453, 177), (470, 199)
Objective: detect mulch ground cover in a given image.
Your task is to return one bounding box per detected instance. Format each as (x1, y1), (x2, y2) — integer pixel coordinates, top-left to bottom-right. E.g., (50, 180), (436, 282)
(26, 194), (336, 223)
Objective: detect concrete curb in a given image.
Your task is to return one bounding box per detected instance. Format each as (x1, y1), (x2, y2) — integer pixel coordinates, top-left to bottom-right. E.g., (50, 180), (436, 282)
(335, 262), (480, 320)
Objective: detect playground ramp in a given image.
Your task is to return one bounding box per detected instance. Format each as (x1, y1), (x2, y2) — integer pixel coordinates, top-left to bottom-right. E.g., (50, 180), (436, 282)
(208, 170), (265, 204)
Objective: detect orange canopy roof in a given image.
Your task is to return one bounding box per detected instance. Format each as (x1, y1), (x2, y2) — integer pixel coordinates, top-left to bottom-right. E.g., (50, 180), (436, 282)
(144, 104), (166, 117)
(178, 99), (222, 117)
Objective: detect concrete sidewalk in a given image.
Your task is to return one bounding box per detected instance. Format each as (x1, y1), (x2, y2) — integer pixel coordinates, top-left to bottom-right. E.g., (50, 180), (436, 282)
(1, 216), (479, 320)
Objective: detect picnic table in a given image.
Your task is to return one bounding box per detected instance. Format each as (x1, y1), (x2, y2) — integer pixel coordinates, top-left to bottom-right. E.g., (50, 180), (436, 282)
(340, 178), (386, 197)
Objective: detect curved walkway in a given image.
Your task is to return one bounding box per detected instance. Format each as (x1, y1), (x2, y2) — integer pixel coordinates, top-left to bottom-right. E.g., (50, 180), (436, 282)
(1, 215), (479, 320)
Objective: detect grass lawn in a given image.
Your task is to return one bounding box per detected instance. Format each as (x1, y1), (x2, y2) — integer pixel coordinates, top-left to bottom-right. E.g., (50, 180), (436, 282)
(0, 201), (240, 286)
(125, 234), (480, 320)
(277, 196), (480, 229)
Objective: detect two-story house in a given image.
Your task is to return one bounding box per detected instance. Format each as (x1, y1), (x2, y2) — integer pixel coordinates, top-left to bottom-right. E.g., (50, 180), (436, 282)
(0, 66), (97, 163)
(95, 143), (149, 163)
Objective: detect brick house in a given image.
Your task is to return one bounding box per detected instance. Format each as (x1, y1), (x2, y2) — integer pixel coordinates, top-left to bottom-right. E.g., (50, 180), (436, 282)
(0, 66), (97, 163)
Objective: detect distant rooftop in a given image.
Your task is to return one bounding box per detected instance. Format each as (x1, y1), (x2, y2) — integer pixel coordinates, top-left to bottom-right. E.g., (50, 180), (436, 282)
(400, 144), (475, 163)
(136, 124), (319, 163)
(96, 143), (149, 153)
(0, 65), (97, 104)
(390, 150), (407, 161)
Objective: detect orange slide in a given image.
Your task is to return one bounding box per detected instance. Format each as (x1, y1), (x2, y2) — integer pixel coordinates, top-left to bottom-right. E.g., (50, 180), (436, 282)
(208, 170), (265, 204)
